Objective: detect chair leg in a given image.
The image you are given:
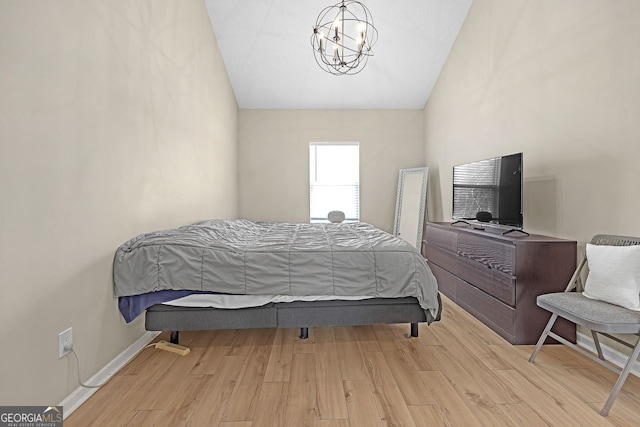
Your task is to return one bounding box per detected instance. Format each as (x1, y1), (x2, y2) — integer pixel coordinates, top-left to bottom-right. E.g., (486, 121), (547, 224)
(592, 330), (605, 360)
(600, 337), (640, 416)
(529, 313), (558, 363)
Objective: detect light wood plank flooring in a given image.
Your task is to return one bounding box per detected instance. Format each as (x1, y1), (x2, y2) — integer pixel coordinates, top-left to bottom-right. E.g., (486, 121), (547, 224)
(66, 296), (640, 426)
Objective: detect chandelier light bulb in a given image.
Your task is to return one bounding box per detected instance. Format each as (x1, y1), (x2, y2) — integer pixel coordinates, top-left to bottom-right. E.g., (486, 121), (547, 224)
(358, 21), (366, 33)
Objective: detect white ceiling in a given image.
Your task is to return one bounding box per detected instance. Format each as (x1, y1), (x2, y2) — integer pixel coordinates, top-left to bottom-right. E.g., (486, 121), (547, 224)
(204, 0), (473, 110)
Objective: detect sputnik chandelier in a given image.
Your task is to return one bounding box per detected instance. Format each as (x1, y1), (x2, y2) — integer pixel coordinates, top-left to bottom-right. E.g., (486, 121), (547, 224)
(311, 0), (378, 76)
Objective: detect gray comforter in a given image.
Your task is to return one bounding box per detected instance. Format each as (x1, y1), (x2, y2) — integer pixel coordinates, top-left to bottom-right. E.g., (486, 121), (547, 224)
(113, 219), (440, 321)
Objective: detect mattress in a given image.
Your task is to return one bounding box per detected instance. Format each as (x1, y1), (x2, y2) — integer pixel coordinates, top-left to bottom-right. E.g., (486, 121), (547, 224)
(113, 219), (440, 321)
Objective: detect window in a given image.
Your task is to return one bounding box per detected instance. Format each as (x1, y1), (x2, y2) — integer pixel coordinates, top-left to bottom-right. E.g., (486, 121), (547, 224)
(309, 143), (359, 223)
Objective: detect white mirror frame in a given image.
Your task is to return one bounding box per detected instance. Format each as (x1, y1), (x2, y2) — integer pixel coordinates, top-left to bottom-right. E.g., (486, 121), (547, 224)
(393, 167), (429, 249)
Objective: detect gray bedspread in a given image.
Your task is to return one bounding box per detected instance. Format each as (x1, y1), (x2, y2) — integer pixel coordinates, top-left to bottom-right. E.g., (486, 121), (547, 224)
(113, 219), (440, 322)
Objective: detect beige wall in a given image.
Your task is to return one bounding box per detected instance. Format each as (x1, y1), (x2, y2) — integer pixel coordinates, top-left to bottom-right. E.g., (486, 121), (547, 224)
(0, 0), (238, 404)
(238, 110), (425, 232)
(425, 0), (640, 244)
(424, 0), (640, 349)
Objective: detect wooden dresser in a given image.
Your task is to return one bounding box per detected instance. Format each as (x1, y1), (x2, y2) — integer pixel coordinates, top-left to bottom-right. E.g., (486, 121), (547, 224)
(423, 222), (577, 345)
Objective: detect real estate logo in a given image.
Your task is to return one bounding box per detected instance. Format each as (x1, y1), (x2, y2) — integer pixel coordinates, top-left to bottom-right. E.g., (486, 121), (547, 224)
(0, 406), (63, 427)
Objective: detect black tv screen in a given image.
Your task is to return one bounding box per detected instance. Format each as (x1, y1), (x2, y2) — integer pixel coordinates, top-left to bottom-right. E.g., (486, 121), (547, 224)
(452, 153), (523, 228)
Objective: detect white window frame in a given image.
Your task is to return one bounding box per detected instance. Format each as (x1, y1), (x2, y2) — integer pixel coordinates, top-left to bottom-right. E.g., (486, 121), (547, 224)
(309, 142), (360, 223)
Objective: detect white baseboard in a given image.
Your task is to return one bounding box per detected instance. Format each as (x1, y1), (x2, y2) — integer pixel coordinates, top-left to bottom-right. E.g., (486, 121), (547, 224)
(58, 331), (161, 419)
(576, 331), (640, 378)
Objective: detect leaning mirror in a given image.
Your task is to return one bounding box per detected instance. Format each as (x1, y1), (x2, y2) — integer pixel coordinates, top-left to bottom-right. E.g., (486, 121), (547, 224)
(393, 167), (428, 249)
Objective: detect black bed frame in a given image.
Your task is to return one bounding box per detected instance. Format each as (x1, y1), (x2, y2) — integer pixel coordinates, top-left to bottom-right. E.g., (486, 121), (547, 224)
(145, 297), (430, 344)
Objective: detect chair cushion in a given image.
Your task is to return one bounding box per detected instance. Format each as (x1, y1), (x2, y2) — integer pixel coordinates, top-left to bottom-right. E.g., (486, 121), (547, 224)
(537, 293), (640, 334)
(582, 243), (640, 311)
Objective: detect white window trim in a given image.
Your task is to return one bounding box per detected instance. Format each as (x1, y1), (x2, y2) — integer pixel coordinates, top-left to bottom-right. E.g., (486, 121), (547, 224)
(309, 142), (360, 223)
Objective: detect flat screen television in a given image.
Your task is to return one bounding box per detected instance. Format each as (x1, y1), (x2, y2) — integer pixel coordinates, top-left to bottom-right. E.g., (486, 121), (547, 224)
(452, 152), (523, 228)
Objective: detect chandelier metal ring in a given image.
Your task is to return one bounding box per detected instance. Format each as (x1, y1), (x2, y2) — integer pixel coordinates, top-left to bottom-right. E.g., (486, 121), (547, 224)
(311, 0), (378, 76)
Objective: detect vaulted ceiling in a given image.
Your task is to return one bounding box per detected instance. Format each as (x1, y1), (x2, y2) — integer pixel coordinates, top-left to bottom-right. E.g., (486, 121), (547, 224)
(204, 0), (473, 109)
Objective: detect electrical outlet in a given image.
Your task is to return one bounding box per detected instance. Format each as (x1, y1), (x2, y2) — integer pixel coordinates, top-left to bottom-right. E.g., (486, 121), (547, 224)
(58, 327), (73, 359)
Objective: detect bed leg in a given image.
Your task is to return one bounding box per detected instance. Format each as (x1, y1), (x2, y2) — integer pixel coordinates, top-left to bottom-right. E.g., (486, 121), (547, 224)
(170, 331), (180, 344)
(410, 323), (419, 337)
(299, 327), (309, 340)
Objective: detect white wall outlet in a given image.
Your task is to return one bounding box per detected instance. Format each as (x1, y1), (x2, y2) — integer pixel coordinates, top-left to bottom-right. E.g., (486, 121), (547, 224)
(58, 327), (73, 359)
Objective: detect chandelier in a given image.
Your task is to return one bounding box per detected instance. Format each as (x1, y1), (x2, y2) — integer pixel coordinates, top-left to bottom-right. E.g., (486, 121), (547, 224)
(311, 0), (378, 76)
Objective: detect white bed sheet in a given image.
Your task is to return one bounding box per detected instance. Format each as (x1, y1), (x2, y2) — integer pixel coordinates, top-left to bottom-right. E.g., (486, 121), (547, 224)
(162, 294), (374, 309)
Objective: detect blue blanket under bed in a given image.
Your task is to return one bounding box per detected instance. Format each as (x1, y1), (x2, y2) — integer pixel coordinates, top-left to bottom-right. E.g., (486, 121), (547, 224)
(118, 290), (218, 323)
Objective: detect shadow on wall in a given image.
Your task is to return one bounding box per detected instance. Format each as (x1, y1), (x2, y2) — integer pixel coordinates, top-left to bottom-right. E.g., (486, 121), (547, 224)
(524, 176), (558, 235)
(427, 167), (442, 222)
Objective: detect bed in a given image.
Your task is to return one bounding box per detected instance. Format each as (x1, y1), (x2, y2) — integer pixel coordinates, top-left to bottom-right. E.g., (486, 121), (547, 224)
(114, 219), (441, 343)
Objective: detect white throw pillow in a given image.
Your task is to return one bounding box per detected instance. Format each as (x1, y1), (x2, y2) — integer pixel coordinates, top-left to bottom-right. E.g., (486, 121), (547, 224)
(582, 243), (640, 311)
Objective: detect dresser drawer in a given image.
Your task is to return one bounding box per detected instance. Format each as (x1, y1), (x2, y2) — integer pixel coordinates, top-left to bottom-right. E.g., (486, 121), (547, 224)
(456, 279), (516, 341)
(425, 244), (515, 306)
(428, 259), (517, 342)
(424, 244), (459, 274)
(425, 225), (457, 253)
(456, 255), (516, 306)
(428, 262), (457, 300)
(457, 233), (515, 275)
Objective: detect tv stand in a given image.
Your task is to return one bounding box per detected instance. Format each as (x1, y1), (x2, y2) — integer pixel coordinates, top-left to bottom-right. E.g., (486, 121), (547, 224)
(451, 220), (470, 226)
(423, 222), (576, 345)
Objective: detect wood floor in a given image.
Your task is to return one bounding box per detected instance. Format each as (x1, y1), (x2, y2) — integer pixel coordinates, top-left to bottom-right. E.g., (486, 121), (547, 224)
(66, 296), (640, 426)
